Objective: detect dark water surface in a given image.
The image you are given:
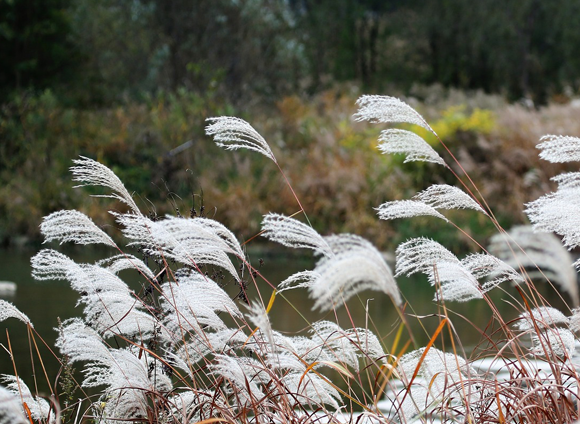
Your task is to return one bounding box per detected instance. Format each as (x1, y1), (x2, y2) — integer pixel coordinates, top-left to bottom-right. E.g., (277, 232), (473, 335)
(0, 246), (569, 396)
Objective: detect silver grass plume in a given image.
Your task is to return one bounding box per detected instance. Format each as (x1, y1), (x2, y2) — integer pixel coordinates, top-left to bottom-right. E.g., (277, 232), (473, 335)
(268, 334), (332, 366)
(376, 200), (448, 222)
(514, 306), (570, 332)
(395, 238), (458, 277)
(55, 318), (112, 388)
(414, 184), (485, 213)
(160, 270), (241, 337)
(377, 129), (445, 165)
(0, 300), (32, 326)
(101, 349), (173, 421)
(205, 116), (276, 163)
(245, 300), (274, 348)
(1, 375), (55, 423)
(0, 386), (28, 424)
(96, 254), (156, 280)
(461, 252), (523, 291)
(210, 355), (266, 406)
(82, 289), (157, 338)
(33, 250), (156, 337)
(569, 307), (580, 333)
(343, 328), (387, 364)
(278, 270), (320, 293)
(354, 95), (435, 134)
(40, 210), (117, 247)
(33, 250), (127, 294)
(116, 213), (243, 281)
(525, 191), (580, 250)
(515, 307), (576, 357)
(167, 329), (246, 377)
(488, 226), (579, 306)
(57, 319), (172, 420)
(276, 370), (341, 410)
(310, 234), (401, 310)
(261, 213), (332, 256)
(530, 327), (576, 357)
(31, 249), (80, 281)
(396, 240), (518, 302)
(275, 234), (400, 309)
(70, 156), (141, 214)
(527, 134), (580, 254)
(536, 134), (580, 163)
(430, 261), (483, 302)
(255, 336), (341, 410)
(167, 390), (221, 422)
(310, 321), (361, 371)
(392, 347), (478, 422)
(552, 172), (580, 190)
(309, 321), (386, 370)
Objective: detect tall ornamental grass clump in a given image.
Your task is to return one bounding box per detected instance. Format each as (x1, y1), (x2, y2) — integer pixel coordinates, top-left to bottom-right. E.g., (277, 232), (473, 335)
(1, 95), (580, 423)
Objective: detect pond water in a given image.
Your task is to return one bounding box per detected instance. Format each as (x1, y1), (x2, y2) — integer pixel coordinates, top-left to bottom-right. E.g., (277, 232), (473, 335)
(0, 246), (572, 396)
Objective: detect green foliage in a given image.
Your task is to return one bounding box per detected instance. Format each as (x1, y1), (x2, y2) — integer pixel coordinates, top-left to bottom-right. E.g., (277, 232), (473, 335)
(0, 0), (80, 98)
(0, 89), (233, 244)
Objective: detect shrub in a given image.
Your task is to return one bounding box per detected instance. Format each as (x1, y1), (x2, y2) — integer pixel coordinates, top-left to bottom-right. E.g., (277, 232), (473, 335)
(1, 94), (580, 423)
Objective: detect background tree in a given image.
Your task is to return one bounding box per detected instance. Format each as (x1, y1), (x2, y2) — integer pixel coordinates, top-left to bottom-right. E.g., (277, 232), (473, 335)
(0, 0), (79, 99)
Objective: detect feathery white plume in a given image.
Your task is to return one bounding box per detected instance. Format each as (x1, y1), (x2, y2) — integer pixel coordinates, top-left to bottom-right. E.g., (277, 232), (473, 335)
(168, 329), (246, 375)
(414, 184), (484, 213)
(461, 252), (523, 291)
(211, 355), (266, 404)
(431, 261), (482, 302)
(377, 129), (445, 165)
(569, 307), (580, 333)
(515, 308), (576, 357)
(56, 318), (112, 387)
(161, 270), (241, 336)
(354, 95), (435, 134)
(0, 300), (32, 326)
(395, 238), (458, 277)
(310, 321), (360, 371)
(70, 156), (140, 214)
(116, 213), (243, 281)
(191, 217), (246, 259)
(526, 191), (580, 250)
(488, 226), (578, 305)
(205, 116), (276, 162)
(531, 328), (576, 357)
(40, 210), (116, 247)
(37, 254), (155, 339)
(71, 264), (130, 296)
(82, 291), (157, 338)
(536, 134), (580, 163)
(261, 213), (332, 256)
(0, 386), (28, 424)
(96, 254), (155, 280)
(376, 200), (448, 222)
(552, 172), (580, 190)
(514, 307), (570, 332)
(344, 328), (387, 363)
(31, 249), (80, 281)
(278, 270), (319, 292)
(167, 390), (219, 422)
(246, 300), (274, 348)
(394, 348), (477, 421)
(102, 349), (172, 421)
(280, 370), (341, 410)
(309, 234), (401, 310)
(1, 376), (55, 423)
